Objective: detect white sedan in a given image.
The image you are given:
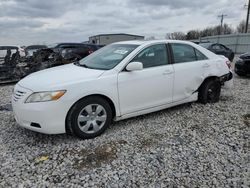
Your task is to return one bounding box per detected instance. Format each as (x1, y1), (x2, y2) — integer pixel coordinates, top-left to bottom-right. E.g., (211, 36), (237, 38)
(12, 40), (233, 139)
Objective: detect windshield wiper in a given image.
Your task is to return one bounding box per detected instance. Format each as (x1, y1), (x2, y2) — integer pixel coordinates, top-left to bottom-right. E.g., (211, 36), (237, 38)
(74, 61), (91, 69)
(80, 64), (90, 68)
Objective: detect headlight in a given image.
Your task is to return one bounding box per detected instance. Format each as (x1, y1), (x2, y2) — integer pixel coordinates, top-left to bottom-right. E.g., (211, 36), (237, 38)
(25, 90), (66, 103)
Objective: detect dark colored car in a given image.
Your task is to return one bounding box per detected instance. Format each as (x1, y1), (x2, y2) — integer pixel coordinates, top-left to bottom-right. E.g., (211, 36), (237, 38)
(199, 42), (235, 62)
(0, 46), (27, 83)
(235, 53), (250, 76)
(0, 43), (102, 83)
(24, 45), (47, 57)
(82, 43), (105, 52)
(35, 43), (101, 67)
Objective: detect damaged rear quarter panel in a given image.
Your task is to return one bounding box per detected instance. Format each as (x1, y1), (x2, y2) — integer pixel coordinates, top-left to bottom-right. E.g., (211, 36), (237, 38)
(172, 60), (207, 102)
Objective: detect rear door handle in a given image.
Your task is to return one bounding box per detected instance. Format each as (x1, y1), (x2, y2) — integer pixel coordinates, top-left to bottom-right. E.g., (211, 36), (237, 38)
(163, 69), (173, 75)
(203, 63), (210, 68)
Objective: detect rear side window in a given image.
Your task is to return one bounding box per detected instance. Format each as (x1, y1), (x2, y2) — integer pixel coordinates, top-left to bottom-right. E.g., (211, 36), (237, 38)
(195, 49), (208, 60)
(171, 43), (208, 63)
(171, 43), (196, 63)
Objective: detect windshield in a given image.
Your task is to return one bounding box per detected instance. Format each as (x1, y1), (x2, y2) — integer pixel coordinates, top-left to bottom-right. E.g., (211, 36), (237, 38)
(78, 44), (139, 70)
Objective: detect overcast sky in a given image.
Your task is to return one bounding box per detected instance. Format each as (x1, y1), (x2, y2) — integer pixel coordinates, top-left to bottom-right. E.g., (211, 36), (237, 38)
(0, 0), (247, 45)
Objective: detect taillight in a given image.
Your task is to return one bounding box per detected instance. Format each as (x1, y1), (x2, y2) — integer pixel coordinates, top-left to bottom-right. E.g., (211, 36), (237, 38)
(225, 60), (231, 69)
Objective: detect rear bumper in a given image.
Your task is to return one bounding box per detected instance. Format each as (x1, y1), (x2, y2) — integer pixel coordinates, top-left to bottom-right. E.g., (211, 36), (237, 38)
(220, 71), (233, 90)
(220, 71), (233, 83)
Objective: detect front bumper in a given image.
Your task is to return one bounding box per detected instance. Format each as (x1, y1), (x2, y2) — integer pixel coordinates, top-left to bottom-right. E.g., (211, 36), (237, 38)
(12, 84), (72, 134)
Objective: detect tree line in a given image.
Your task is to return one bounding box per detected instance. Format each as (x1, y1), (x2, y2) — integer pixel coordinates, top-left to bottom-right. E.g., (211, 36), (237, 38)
(164, 20), (247, 40)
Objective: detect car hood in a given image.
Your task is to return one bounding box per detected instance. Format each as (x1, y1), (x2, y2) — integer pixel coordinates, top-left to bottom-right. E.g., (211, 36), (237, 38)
(18, 63), (105, 91)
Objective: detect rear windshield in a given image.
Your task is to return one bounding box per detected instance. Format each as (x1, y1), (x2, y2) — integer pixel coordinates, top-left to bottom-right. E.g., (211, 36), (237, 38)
(199, 43), (212, 49)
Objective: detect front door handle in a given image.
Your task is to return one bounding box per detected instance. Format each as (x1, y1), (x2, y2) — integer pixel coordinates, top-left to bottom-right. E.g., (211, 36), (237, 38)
(163, 69), (173, 75)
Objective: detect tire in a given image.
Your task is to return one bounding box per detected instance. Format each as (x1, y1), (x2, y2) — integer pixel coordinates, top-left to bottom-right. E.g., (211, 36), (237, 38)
(66, 96), (112, 139)
(198, 79), (221, 104)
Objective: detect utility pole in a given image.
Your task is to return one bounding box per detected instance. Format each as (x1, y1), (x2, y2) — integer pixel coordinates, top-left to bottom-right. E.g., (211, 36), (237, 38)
(245, 0), (250, 33)
(218, 14), (227, 35)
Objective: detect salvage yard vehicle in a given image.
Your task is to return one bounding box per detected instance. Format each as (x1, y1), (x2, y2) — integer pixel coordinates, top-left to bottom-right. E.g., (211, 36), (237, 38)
(235, 52), (250, 76)
(0, 46), (28, 83)
(24, 45), (47, 58)
(12, 40), (233, 139)
(199, 42), (234, 62)
(35, 43), (101, 68)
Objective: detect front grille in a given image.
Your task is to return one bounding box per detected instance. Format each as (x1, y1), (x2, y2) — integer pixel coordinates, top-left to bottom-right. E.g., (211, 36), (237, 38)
(13, 90), (27, 102)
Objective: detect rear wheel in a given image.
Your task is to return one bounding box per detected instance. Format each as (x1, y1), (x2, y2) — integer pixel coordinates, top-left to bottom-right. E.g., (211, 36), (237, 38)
(198, 79), (221, 104)
(67, 96), (112, 139)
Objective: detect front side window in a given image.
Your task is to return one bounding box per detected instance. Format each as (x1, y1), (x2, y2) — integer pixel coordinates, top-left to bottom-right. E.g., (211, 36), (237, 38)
(79, 44), (138, 70)
(131, 44), (168, 68)
(171, 43), (196, 63)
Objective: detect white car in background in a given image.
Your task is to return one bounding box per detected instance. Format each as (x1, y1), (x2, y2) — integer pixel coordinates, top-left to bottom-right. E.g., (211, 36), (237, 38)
(12, 40), (233, 139)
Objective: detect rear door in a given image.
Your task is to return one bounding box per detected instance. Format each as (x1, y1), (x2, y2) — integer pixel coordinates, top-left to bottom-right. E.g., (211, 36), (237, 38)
(170, 43), (210, 102)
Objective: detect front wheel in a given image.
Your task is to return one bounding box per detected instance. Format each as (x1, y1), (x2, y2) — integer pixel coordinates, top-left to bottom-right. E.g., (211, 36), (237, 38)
(198, 79), (221, 104)
(67, 96), (112, 139)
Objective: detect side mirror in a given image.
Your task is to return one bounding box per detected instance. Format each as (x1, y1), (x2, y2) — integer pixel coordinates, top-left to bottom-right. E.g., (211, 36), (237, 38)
(126, 62), (143, 71)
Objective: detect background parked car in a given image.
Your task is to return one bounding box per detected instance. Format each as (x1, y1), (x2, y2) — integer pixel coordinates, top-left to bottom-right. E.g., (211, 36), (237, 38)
(35, 43), (101, 67)
(235, 52), (250, 76)
(199, 42), (234, 62)
(24, 45), (47, 57)
(0, 46), (28, 83)
(82, 43), (105, 53)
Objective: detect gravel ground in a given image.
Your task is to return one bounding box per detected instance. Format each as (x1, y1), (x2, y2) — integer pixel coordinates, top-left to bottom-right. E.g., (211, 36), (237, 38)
(0, 75), (249, 187)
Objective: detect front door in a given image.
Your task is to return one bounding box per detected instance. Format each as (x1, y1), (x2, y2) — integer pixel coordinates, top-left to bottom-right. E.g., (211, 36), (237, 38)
(118, 44), (174, 115)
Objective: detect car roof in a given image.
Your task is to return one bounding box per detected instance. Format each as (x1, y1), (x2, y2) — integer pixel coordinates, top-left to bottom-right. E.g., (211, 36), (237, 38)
(0, 46), (19, 50)
(25, 45), (47, 48)
(47, 43), (85, 48)
(114, 40), (196, 46)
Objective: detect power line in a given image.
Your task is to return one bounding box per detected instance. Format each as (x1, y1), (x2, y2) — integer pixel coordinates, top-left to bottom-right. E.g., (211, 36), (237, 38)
(218, 14), (227, 35)
(245, 0), (250, 33)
